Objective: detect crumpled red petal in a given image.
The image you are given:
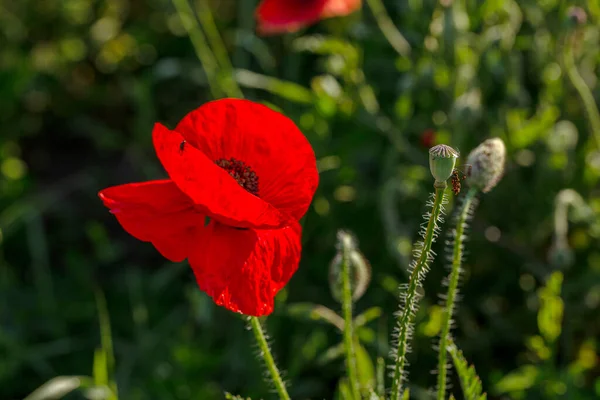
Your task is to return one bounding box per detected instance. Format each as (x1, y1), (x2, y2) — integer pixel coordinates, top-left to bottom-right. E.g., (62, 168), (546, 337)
(98, 180), (204, 262)
(256, 0), (327, 34)
(175, 99), (318, 221)
(153, 122), (290, 229)
(188, 221), (302, 316)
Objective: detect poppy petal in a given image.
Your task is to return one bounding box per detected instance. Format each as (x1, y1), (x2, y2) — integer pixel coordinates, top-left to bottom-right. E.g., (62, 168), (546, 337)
(188, 221), (302, 316)
(175, 99), (319, 221)
(255, 0), (327, 34)
(99, 180), (204, 262)
(152, 122), (289, 229)
(321, 0), (362, 18)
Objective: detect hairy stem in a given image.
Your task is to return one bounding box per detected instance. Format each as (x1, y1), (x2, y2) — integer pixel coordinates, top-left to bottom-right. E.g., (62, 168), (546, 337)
(563, 34), (600, 149)
(390, 185), (447, 400)
(172, 0), (223, 98)
(248, 317), (291, 400)
(342, 238), (361, 399)
(365, 0), (411, 57)
(436, 187), (477, 400)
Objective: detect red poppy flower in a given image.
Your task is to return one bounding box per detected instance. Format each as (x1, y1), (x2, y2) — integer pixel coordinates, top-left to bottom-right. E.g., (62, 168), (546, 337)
(99, 99), (319, 316)
(420, 129), (436, 148)
(256, 0), (362, 35)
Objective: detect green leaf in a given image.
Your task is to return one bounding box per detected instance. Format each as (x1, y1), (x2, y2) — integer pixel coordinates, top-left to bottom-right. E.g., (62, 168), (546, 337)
(224, 393), (251, 400)
(537, 271), (564, 343)
(447, 340), (487, 400)
(93, 348), (109, 387)
(356, 343), (376, 393)
(493, 365), (539, 395)
(94, 289), (118, 400)
(317, 342), (345, 365)
(23, 376), (91, 400)
(335, 378), (353, 400)
(508, 106), (560, 148)
(353, 307), (383, 328)
(287, 303), (344, 331)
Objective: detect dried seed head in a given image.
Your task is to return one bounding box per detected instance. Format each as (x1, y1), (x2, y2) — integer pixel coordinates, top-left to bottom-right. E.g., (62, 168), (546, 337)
(429, 144), (459, 183)
(329, 230), (371, 303)
(466, 138), (506, 193)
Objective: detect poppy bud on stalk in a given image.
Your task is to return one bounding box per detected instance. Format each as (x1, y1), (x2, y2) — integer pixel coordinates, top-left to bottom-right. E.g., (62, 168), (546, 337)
(429, 144), (459, 186)
(466, 138), (506, 193)
(329, 230), (371, 303)
(566, 6), (587, 27)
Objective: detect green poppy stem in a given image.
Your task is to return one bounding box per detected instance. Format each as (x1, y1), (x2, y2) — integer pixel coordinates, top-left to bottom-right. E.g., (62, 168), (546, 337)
(171, 0), (223, 98)
(390, 184), (447, 400)
(563, 34), (600, 149)
(341, 236), (361, 400)
(249, 317), (291, 400)
(436, 187), (477, 400)
(195, 0), (244, 98)
(365, 0), (411, 57)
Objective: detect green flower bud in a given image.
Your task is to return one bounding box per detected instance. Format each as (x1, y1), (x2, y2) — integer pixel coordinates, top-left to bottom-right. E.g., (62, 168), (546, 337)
(329, 230), (371, 303)
(429, 144), (459, 184)
(466, 138), (506, 193)
(566, 6), (587, 27)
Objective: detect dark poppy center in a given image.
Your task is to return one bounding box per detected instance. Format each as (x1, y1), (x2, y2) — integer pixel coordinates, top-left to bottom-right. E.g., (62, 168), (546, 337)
(215, 157), (259, 196)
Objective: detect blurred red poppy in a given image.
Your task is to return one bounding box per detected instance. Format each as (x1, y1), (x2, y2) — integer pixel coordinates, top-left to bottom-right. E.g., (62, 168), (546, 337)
(99, 99), (319, 316)
(420, 129), (436, 148)
(256, 0), (362, 35)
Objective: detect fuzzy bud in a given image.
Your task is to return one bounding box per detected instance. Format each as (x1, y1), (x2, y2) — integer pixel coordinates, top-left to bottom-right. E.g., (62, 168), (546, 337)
(429, 144), (459, 184)
(466, 138), (506, 193)
(566, 6), (587, 27)
(329, 230), (371, 303)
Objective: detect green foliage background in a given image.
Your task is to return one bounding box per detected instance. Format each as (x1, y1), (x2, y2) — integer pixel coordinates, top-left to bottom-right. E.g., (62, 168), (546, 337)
(1, 0), (599, 399)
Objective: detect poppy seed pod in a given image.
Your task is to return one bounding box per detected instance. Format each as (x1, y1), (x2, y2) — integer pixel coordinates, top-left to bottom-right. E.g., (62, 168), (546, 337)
(466, 138), (506, 193)
(329, 231), (371, 303)
(429, 144), (459, 184)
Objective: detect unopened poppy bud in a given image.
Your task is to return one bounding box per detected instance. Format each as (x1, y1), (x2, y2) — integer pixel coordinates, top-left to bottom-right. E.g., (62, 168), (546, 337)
(548, 242), (574, 269)
(429, 144), (459, 184)
(566, 6), (587, 27)
(466, 138), (506, 193)
(329, 230), (371, 303)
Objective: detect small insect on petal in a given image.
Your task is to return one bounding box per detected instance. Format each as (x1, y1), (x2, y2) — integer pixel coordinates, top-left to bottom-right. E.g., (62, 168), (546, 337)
(179, 140), (187, 155)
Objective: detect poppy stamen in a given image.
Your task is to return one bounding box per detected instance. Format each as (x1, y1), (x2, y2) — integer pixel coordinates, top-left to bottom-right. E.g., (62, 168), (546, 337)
(215, 157), (259, 196)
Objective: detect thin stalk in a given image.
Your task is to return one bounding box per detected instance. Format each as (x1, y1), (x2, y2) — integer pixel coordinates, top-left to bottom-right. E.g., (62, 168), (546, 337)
(376, 357), (385, 398)
(195, 0), (244, 98)
(172, 0), (223, 98)
(365, 0), (411, 57)
(248, 317), (291, 400)
(342, 238), (361, 400)
(436, 187), (477, 400)
(563, 35), (600, 149)
(390, 185), (447, 400)
(95, 288), (118, 400)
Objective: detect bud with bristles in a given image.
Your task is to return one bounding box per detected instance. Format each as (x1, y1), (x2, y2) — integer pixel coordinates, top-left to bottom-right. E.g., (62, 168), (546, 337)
(329, 230), (371, 303)
(466, 138), (506, 193)
(429, 144), (459, 184)
(566, 6), (587, 27)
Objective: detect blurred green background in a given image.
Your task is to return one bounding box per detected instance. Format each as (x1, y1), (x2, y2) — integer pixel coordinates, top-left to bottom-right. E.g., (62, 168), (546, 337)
(2, 0), (600, 399)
